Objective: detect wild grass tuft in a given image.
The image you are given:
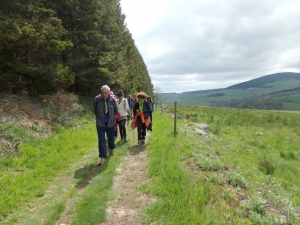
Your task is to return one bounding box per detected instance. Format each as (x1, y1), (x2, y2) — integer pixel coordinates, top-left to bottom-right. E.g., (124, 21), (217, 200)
(259, 158), (277, 175)
(226, 171), (247, 188)
(194, 153), (224, 171)
(280, 150), (298, 160)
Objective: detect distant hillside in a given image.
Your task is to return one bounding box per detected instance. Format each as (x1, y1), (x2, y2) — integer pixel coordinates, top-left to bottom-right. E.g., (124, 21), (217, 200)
(182, 88), (226, 95)
(227, 72), (300, 89)
(162, 72), (300, 111)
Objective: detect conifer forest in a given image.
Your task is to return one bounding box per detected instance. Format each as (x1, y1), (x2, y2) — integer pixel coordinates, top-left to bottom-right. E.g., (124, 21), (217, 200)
(0, 0), (153, 97)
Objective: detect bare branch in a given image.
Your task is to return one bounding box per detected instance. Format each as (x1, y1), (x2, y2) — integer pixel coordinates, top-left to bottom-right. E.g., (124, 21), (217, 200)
(0, 121), (17, 132)
(0, 141), (20, 158)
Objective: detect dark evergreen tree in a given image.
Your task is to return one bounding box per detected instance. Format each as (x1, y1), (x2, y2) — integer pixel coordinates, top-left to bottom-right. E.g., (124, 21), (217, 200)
(0, 0), (153, 96)
(0, 0), (73, 94)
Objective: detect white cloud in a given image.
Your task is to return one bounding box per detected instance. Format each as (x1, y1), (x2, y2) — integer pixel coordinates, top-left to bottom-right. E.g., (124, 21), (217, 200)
(120, 0), (300, 93)
(120, 0), (171, 38)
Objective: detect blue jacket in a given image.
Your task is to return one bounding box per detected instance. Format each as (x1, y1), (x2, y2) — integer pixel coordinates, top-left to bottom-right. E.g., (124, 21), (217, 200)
(127, 98), (135, 109)
(148, 101), (154, 112)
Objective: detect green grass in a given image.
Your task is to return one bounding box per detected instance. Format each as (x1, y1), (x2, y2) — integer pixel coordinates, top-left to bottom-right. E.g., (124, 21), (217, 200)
(68, 141), (128, 225)
(2, 99), (300, 224)
(0, 114), (133, 225)
(141, 107), (300, 224)
(0, 122), (97, 223)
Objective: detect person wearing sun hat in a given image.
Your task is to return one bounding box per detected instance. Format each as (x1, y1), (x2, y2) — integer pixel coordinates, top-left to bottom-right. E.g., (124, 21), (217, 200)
(132, 92), (151, 144)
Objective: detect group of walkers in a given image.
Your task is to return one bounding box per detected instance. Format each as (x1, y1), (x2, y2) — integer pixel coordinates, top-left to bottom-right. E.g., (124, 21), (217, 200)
(93, 85), (154, 166)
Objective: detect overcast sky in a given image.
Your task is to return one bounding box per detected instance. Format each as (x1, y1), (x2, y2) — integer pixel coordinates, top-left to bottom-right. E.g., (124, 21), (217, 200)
(120, 0), (300, 93)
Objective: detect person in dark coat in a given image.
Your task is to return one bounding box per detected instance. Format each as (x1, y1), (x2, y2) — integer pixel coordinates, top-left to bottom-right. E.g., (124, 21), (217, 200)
(93, 85), (118, 165)
(146, 96), (154, 123)
(133, 92), (151, 144)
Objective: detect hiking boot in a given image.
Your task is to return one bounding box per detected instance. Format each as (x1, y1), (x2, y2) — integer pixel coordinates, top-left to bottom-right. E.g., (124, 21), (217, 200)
(138, 140), (142, 144)
(109, 149), (115, 155)
(96, 158), (106, 166)
(124, 137), (128, 142)
(141, 140), (145, 144)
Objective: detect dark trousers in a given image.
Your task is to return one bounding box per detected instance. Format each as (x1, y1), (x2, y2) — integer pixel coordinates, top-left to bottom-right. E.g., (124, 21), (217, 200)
(114, 122), (118, 137)
(137, 117), (146, 140)
(118, 119), (127, 139)
(96, 125), (115, 158)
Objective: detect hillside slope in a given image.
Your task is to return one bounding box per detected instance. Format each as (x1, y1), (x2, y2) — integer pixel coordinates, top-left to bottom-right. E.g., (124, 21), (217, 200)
(163, 72), (300, 110)
(227, 72), (300, 89)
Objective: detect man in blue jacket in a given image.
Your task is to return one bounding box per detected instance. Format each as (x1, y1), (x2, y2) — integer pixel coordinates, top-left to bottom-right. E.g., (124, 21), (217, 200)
(127, 95), (135, 116)
(93, 85), (118, 165)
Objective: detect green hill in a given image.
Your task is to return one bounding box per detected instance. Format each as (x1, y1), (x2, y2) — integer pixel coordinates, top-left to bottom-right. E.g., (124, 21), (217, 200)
(162, 72), (300, 110)
(227, 72), (300, 89)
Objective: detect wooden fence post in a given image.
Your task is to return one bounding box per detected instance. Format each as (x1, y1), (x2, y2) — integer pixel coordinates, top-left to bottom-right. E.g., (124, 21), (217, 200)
(160, 101), (163, 113)
(174, 101), (177, 133)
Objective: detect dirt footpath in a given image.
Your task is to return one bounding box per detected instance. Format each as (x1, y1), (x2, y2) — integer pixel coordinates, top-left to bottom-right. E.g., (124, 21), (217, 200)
(101, 136), (156, 225)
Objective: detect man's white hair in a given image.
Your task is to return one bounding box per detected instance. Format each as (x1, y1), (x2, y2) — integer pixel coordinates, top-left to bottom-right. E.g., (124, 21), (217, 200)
(101, 85), (110, 92)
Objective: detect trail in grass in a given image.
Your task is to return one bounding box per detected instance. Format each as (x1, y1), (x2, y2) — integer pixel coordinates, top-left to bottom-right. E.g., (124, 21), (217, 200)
(6, 123), (154, 225)
(100, 133), (155, 225)
(54, 127), (154, 225)
(56, 160), (100, 225)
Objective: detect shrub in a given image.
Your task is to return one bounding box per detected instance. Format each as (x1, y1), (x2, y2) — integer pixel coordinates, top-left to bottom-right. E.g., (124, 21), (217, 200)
(220, 188), (233, 201)
(209, 173), (224, 185)
(48, 91), (83, 127)
(226, 171), (247, 188)
(195, 154), (224, 171)
(210, 121), (221, 135)
(280, 151), (297, 160)
(259, 159), (277, 175)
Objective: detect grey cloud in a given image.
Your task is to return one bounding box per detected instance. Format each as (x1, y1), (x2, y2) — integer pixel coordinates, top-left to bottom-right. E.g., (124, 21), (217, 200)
(131, 0), (300, 92)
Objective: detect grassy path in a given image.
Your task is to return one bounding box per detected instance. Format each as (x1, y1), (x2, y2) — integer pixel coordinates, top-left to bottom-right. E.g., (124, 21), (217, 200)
(2, 121), (153, 225)
(14, 149), (99, 225)
(100, 134), (155, 225)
